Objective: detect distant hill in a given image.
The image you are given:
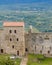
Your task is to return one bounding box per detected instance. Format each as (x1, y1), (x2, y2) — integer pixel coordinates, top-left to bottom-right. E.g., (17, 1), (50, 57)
(0, 3), (52, 32)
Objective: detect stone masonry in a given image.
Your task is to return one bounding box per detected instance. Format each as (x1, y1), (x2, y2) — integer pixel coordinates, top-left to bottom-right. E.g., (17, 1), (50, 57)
(0, 21), (52, 56)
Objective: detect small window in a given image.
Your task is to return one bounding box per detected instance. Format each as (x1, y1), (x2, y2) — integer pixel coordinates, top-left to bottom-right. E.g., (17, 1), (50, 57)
(10, 38), (12, 41)
(17, 38), (19, 41)
(9, 30), (12, 33)
(12, 45), (14, 49)
(14, 30), (16, 33)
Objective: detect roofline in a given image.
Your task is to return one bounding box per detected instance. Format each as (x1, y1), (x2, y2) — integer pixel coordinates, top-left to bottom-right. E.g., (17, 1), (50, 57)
(3, 21), (24, 27)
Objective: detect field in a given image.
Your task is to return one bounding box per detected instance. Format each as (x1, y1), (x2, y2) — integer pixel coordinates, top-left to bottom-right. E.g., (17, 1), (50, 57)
(0, 54), (21, 65)
(27, 54), (52, 65)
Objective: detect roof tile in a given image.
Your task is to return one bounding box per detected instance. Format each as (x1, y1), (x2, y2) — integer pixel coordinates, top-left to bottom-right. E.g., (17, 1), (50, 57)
(3, 22), (24, 27)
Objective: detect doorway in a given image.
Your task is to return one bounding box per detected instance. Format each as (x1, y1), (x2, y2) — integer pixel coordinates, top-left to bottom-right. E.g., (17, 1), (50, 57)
(17, 51), (19, 56)
(25, 48), (28, 52)
(1, 49), (3, 53)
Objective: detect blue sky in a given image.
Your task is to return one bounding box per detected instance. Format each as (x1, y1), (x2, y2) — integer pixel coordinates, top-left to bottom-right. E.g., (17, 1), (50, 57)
(0, 0), (52, 4)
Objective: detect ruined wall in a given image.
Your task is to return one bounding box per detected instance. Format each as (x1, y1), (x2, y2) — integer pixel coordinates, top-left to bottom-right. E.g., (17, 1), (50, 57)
(25, 32), (52, 55)
(0, 29), (7, 54)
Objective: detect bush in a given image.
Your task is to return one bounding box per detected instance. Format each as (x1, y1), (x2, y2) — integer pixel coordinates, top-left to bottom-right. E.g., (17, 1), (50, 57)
(0, 57), (15, 65)
(37, 57), (44, 61)
(5, 57), (15, 65)
(37, 55), (45, 61)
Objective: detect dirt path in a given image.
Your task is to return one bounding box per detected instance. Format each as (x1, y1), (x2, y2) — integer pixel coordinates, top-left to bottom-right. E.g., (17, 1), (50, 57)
(20, 57), (28, 65)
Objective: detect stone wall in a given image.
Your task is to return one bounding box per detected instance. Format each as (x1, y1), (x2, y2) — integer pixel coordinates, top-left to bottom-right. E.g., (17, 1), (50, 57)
(0, 26), (52, 56)
(0, 26), (25, 56)
(25, 32), (52, 55)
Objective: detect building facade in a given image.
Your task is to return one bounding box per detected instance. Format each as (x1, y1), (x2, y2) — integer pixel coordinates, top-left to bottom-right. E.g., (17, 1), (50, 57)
(0, 22), (25, 56)
(0, 21), (52, 56)
(25, 29), (52, 56)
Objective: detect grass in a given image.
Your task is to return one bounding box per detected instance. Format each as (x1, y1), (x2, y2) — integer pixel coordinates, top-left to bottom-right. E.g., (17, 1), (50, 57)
(0, 54), (21, 65)
(27, 54), (52, 65)
(14, 58), (21, 65)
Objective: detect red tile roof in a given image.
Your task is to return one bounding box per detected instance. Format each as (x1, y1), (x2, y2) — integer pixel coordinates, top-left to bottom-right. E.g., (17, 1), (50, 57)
(3, 22), (24, 27)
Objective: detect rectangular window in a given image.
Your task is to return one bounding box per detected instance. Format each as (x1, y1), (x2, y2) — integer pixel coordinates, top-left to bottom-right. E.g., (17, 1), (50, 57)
(9, 30), (12, 33)
(12, 45), (14, 49)
(14, 30), (16, 33)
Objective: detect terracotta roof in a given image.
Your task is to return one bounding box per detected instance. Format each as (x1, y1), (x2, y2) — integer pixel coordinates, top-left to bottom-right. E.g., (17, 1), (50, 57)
(3, 22), (24, 27)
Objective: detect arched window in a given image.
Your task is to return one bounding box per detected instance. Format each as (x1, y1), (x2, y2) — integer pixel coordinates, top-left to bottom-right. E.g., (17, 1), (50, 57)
(10, 38), (12, 41)
(12, 45), (14, 49)
(17, 38), (19, 41)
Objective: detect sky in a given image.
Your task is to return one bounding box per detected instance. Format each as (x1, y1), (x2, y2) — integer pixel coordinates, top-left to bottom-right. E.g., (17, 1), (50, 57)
(0, 0), (52, 4)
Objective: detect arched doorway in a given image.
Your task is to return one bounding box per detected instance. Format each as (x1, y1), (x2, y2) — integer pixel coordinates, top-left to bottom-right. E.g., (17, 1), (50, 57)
(17, 51), (19, 56)
(25, 48), (28, 56)
(1, 49), (3, 53)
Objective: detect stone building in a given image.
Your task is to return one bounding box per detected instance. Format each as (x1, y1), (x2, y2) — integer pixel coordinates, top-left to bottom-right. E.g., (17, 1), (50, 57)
(0, 21), (52, 56)
(25, 27), (52, 56)
(0, 22), (25, 56)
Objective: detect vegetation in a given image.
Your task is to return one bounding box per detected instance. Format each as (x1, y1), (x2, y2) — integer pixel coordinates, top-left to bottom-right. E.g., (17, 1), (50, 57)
(0, 54), (21, 65)
(27, 54), (52, 65)
(0, 5), (52, 32)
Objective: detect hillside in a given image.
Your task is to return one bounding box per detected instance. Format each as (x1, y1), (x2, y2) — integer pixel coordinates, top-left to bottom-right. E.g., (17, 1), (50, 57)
(0, 3), (52, 32)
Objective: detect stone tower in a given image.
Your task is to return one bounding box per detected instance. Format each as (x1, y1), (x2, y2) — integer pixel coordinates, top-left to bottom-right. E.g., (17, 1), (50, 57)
(2, 21), (25, 56)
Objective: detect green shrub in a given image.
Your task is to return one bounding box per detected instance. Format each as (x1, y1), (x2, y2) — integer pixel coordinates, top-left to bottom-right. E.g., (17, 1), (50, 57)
(5, 57), (15, 65)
